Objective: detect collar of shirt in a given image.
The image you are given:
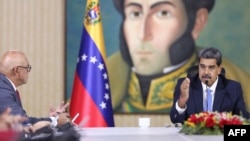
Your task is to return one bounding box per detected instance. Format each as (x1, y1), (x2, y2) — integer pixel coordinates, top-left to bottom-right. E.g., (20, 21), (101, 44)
(201, 76), (219, 103)
(201, 76), (218, 92)
(131, 59), (188, 74)
(5, 76), (17, 91)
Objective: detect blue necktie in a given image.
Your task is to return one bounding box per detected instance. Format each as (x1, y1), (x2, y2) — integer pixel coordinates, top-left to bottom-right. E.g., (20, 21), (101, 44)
(206, 88), (212, 112)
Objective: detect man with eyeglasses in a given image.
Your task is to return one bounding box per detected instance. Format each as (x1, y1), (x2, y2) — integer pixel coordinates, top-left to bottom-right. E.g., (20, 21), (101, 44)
(17, 64), (32, 72)
(0, 50), (69, 132)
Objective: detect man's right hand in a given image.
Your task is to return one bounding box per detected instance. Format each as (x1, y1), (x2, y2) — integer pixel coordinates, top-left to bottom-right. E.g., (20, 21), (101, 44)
(49, 101), (69, 117)
(178, 78), (190, 108)
(57, 112), (70, 126)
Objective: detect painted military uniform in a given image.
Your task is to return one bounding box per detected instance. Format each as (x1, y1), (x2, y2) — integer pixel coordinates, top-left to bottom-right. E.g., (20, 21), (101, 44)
(107, 50), (250, 113)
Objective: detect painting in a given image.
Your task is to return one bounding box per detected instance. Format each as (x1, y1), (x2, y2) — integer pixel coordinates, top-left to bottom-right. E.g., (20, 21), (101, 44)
(66, 0), (250, 114)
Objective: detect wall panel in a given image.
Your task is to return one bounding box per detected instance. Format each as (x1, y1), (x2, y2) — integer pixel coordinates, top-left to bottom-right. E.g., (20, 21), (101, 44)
(0, 0), (65, 117)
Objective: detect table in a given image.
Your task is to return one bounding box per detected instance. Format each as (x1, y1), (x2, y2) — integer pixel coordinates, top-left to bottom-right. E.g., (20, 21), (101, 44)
(76, 127), (223, 141)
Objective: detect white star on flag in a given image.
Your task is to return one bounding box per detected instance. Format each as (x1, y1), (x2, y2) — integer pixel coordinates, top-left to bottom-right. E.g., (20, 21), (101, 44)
(98, 63), (104, 70)
(103, 73), (108, 79)
(104, 93), (110, 100)
(90, 56), (98, 64)
(81, 54), (88, 61)
(105, 83), (109, 90)
(100, 101), (107, 109)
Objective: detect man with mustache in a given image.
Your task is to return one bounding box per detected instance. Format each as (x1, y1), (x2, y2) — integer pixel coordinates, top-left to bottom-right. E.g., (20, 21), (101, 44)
(170, 47), (250, 124)
(108, 0), (250, 113)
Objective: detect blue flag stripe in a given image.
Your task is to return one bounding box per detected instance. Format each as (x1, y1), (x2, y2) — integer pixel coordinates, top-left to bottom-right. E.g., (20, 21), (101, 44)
(76, 27), (114, 126)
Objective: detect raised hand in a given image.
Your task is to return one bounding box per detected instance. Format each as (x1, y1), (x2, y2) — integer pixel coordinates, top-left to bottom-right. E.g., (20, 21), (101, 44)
(49, 101), (69, 117)
(178, 78), (190, 108)
(57, 112), (70, 126)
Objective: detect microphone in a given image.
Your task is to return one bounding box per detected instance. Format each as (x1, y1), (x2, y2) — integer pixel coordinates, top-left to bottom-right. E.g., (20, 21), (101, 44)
(202, 75), (211, 86)
(204, 80), (211, 112)
(205, 80), (208, 88)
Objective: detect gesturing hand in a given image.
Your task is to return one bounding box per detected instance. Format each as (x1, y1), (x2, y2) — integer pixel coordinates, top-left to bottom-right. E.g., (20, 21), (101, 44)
(57, 113), (70, 126)
(49, 101), (69, 117)
(178, 78), (190, 108)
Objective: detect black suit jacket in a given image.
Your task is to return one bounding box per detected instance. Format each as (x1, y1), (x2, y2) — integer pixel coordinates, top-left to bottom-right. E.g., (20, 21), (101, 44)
(170, 74), (250, 124)
(0, 73), (51, 125)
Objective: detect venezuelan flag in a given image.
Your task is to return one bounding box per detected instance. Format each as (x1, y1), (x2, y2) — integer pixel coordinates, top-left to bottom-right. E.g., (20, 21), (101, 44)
(69, 0), (114, 127)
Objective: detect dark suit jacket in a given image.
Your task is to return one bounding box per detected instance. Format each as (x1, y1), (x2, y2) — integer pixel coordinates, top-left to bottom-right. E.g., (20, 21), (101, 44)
(0, 73), (51, 125)
(170, 74), (250, 124)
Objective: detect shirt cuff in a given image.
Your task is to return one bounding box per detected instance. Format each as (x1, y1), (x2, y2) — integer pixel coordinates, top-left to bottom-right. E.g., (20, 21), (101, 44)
(175, 101), (186, 114)
(49, 116), (59, 127)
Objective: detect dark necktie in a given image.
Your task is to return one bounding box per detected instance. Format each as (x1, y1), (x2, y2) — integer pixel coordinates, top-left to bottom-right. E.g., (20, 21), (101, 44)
(16, 90), (22, 106)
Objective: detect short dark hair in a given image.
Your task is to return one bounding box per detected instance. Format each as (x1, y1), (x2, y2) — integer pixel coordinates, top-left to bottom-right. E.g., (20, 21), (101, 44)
(198, 47), (222, 66)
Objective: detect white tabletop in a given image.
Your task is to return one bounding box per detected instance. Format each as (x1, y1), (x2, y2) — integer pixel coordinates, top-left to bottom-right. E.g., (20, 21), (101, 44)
(76, 127), (223, 141)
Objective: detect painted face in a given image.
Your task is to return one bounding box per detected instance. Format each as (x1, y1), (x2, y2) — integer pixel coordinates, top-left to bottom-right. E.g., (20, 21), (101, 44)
(123, 0), (188, 75)
(198, 58), (222, 86)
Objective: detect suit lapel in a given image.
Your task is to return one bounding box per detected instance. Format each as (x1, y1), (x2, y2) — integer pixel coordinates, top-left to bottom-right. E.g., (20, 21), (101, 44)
(15, 90), (23, 107)
(193, 89), (203, 112)
(191, 77), (204, 112)
(212, 76), (226, 111)
(213, 90), (226, 111)
(0, 73), (23, 107)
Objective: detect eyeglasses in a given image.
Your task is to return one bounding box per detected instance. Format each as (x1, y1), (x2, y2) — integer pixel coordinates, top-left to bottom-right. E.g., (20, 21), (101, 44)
(17, 65), (32, 72)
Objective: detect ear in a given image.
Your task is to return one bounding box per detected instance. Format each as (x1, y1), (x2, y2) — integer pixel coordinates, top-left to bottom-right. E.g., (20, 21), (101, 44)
(218, 66), (222, 75)
(192, 8), (209, 40)
(11, 67), (19, 76)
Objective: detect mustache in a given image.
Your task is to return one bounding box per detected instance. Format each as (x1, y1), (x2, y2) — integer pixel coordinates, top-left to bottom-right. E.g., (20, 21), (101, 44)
(202, 75), (211, 79)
